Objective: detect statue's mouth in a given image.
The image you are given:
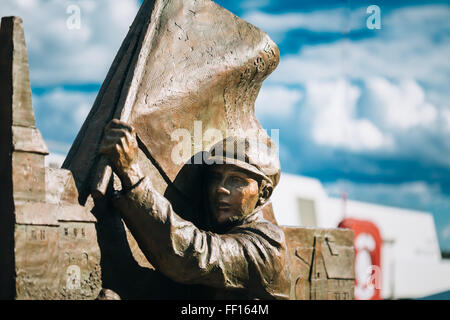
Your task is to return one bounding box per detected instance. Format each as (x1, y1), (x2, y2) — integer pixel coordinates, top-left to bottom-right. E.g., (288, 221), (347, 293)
(217, 201), (231, 210)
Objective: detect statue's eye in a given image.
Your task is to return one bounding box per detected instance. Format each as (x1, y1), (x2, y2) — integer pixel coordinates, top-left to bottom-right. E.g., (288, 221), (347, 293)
(230, 176), (246, 185)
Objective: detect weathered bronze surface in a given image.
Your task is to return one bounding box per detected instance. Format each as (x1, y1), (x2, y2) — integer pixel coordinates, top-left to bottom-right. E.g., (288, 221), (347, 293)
(98, 120), (291, 299)
(0, 16), (102, 300)
(63, 0), (280, 204)
(0, 0), (356, 300)
(62, 0), (285, 299)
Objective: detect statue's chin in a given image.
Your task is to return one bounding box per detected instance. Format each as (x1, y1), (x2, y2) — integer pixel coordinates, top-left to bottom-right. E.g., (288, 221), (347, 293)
(211, 214), (244, 234)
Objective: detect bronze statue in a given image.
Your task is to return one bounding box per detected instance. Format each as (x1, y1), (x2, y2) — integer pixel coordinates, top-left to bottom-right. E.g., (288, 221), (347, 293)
(62, 0), (288, 299)
(98, 119), (291, 299)
(0, 0), (355, 300)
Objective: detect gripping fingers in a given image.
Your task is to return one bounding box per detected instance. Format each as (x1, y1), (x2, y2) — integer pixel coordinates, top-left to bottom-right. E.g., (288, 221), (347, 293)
(99, 140), (120, 155)
(100, 120), (138, 171)
(107, 119), (135, 133)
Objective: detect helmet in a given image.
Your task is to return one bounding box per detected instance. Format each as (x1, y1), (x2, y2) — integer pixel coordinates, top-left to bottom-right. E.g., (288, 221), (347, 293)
(205, 136), (281, 187)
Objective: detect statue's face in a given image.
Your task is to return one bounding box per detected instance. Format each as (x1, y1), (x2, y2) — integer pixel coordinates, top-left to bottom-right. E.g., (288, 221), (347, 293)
(207, 164), (260, 227)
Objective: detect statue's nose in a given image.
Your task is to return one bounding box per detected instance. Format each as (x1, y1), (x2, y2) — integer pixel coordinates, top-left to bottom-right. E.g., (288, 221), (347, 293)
(217, 184), (231, 195)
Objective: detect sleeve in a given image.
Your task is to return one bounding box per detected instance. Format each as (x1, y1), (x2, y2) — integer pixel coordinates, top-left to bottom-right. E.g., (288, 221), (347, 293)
(113, 176), (291, 300)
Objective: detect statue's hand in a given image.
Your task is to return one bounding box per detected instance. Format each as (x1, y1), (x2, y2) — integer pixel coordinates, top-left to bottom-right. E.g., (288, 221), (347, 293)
(99, 119), (143, 189)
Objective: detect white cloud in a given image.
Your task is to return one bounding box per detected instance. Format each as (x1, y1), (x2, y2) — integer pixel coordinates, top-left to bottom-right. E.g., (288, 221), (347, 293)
(255, 85), (302, 118)
(45, 152), (66, 168)
(34, 88), (95, 126)
(325, 180), (439, 204)
(362, 78), (438, 130)
(45, 140), (72, 155)
(0, 0), (140, 85)
(73, 101), (91, 126)
(267, 5), (450, 87)
(32, 88), (96, 154)
(303, 79), (392, 152)
(255, 5), (450, 161)
(244, 7), (366, 42)
(239, 0), (271, 11)
(442, 109), (450, 132)
(269, 44), (346, 83)
(384, 5), (450, 39)
(442, 225), (450, 241)
(15, 0), (38, 8)
(271, 37), (450, 88)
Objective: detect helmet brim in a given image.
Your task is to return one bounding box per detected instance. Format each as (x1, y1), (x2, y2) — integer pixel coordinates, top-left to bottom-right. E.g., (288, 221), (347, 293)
(205, 156), (271, 184)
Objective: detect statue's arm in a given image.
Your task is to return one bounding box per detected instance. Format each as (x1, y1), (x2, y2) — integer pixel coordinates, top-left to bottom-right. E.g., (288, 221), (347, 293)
(98, 119), (289, 298)
(114, 176), (289, 299)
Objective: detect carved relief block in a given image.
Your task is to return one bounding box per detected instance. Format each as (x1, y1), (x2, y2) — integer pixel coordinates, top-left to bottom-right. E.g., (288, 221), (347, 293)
(12, 152), (46, 202)
(283, 227), (355, 300)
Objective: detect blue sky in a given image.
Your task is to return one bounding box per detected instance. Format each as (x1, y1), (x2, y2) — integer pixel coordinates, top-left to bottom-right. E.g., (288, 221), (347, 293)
(2, 0), (450, 251)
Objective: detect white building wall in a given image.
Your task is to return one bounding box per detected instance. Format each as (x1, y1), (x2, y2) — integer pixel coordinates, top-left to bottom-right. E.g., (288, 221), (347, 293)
(271, 174), (331, 227)
(394, 259), (450, 298)
(271, 173), (450, 299)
